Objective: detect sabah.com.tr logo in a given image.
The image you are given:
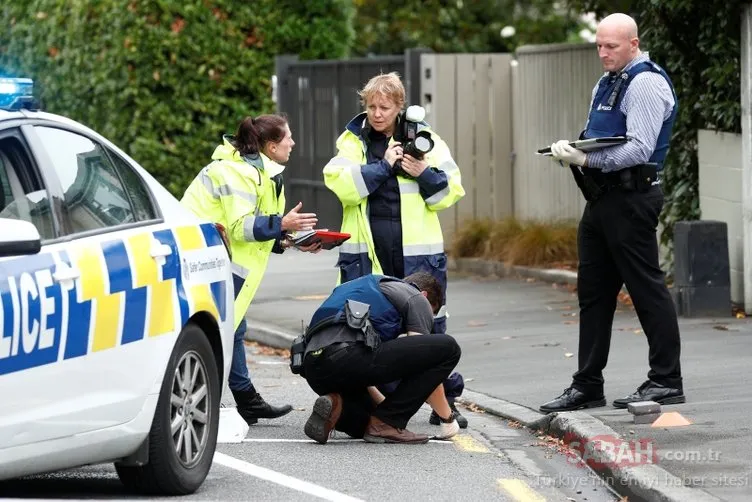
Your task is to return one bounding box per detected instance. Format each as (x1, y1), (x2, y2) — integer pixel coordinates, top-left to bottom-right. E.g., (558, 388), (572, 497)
(563, 433), (658, 471)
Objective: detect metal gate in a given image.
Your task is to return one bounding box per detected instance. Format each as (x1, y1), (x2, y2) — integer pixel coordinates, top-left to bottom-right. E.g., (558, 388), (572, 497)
(275, 52), (424, 229)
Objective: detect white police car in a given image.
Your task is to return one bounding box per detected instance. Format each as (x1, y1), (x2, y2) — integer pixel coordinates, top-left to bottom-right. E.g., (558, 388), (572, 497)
(0, 78), (235, 494)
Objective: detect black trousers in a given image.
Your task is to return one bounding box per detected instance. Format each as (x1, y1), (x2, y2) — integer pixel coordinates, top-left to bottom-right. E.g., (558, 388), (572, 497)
(572, 185), (682, 395)
(303, 334), (461, 435)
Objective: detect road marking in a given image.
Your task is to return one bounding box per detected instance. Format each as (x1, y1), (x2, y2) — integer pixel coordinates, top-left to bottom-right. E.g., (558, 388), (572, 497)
(497, 479), (546, 502)
(293, 294), (329, 301)
(239, 438), (454, 444)
(214, 452), (364, 502)
(452, 434), (490, 453)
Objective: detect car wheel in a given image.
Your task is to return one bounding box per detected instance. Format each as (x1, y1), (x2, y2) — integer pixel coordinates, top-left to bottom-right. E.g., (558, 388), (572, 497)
(116, 322), (220, 495)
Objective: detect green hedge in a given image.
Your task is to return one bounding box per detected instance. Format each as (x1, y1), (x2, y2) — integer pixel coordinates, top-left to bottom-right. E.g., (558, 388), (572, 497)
(0, 0), (354, 196)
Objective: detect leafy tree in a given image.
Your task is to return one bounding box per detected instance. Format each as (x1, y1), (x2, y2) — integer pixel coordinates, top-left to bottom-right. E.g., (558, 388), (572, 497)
(352, 0), (590, 55)
(0, 0), (354, 195)
(564, 0), (743, 266)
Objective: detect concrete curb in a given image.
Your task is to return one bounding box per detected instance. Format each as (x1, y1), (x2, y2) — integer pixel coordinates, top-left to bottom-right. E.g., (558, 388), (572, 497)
(245, 318), (296, 349)
(459, 390), (720, 502)
(448, 257), (578, 286)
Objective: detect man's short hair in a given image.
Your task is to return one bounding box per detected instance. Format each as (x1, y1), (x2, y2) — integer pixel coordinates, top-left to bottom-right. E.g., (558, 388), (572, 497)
(404, 271), (443, 313)
(358, 72), (406, 108)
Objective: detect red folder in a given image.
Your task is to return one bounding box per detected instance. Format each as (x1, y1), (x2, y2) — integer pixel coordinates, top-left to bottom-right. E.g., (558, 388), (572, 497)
(293, 230), (351, 250)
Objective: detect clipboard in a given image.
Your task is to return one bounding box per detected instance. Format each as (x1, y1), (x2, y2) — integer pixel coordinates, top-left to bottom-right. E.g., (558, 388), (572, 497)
(292, 229), (351, 250)
(537, 136), (628, 156)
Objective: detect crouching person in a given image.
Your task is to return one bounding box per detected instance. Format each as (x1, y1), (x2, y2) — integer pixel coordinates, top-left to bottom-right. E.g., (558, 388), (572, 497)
(296, 272), (461, 444)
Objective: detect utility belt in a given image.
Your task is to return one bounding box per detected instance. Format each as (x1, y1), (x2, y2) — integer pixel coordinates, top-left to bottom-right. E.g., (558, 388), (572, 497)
(289, 300), (379, 375)
(570, 163), (659, 202)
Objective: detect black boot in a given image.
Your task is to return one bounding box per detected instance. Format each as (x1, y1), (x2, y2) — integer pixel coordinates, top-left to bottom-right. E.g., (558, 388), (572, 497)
(232, 389), (293, 426)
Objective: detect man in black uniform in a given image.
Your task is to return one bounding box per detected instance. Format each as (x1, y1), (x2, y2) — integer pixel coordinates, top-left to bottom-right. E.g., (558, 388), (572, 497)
(539, 13), (685, 413)
(297, 272), (461, 444)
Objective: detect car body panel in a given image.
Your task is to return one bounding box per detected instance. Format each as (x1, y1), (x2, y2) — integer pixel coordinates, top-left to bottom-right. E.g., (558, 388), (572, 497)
(0, 110), (234, 480)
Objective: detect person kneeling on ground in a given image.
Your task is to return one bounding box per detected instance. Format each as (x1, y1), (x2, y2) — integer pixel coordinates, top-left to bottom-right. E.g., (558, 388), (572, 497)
(297, 272), (462, 444)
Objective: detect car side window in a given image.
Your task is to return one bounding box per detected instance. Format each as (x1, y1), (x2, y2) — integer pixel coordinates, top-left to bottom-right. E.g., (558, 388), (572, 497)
(107, 150), (157, 222)
(34, 126), (135, 234)
(0, 135), (55, 240)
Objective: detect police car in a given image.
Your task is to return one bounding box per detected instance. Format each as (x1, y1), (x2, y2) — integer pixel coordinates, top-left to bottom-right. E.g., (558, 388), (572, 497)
(0, 78), (235, 494)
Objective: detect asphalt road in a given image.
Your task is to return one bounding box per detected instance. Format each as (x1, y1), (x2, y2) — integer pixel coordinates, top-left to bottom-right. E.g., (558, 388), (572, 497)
(0, 340), (619, 502)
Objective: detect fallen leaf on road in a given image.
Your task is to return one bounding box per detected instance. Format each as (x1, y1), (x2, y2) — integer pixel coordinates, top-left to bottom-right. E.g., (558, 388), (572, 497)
(736, 311), (746, 319)
(467, 320), (488, 327)
(633, 329), (642, 335)
(564, 352), (574, 358)
(713, 325), (729, 331)
(563, 320), (578, 325)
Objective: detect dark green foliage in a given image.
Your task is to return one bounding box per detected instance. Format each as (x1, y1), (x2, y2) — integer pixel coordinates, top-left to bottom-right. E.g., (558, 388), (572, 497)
(0, 1), (354, 195)
(352, 0), (589, 55)
(565, 0), (743, 267)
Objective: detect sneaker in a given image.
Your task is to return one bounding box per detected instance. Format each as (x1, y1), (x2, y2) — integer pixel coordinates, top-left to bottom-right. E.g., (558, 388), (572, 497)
(430, 403), (468, 429)
(432, 411), (460, 440)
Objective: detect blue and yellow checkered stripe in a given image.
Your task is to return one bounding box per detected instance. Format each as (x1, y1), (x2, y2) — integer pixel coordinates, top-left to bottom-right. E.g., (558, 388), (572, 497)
(0, 223), (227, 375)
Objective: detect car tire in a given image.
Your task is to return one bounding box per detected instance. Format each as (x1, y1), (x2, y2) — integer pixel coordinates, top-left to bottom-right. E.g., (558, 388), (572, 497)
(116, 322), (220, 495)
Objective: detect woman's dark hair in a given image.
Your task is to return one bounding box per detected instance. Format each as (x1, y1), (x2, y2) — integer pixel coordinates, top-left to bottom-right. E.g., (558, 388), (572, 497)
(234, 114), (288, 156)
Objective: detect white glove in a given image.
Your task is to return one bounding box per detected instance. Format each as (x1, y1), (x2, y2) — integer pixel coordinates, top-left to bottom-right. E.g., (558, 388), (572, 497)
(550, 140), (587, 167)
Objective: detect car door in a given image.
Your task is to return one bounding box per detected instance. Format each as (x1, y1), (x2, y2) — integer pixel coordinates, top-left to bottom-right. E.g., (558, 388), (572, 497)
(25, 123), (190, 438)
(0, 124), (72, 447)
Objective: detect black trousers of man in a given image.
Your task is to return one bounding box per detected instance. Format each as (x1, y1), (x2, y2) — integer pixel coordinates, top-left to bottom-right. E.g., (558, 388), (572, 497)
(303, 334), (461, 437)
(572, 184), (682, 395)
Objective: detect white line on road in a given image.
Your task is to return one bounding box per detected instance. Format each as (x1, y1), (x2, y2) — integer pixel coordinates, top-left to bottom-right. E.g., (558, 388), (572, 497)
(213, 452), (365, 502)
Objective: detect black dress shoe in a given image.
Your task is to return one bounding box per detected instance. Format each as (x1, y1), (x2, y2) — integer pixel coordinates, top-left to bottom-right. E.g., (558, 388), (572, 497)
(539, 387), (606, 413)
(612, 380), (685, 409)
(232, 389), (293, 425)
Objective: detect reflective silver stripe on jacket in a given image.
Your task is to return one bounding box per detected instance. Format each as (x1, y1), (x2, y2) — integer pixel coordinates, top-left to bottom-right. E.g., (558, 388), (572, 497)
(242, 215), (257, 242)
(403, 243), (444, 256)
(437, 160), (459, 175)
(232, 262), (250, 279)
(339, 241), (370, 255)
(425, 186), (451, 205)
(398, 182), (420, 194)
(201, 172), (258, 204)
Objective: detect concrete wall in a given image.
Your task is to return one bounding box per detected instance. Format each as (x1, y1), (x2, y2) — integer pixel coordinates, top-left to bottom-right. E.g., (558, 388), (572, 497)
(698, 129), (744, 304)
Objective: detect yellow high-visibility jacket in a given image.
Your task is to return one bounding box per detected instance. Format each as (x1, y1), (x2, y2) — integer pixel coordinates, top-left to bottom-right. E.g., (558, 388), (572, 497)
(323, 112), (464, 324)
(181, 137), (285, 330)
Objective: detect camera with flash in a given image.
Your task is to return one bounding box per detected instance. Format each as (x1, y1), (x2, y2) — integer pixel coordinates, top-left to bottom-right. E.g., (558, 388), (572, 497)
(393, 105), (434, 177)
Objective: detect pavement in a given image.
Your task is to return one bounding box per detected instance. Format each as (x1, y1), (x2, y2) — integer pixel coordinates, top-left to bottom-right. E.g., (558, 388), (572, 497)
(245, 250), (752, 502)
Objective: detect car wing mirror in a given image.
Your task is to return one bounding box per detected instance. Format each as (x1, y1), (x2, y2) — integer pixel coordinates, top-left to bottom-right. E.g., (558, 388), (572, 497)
(0, 218), (42, 257)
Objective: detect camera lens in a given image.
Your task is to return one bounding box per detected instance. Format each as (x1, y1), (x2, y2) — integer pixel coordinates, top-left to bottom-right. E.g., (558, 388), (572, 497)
(415, 136), (432, 153)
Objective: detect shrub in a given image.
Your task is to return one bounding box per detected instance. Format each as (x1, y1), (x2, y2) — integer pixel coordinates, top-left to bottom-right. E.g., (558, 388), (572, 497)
(0, 0), (354, 196)
(450, 218), (494, 258)
(451, 217), (578, 268)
